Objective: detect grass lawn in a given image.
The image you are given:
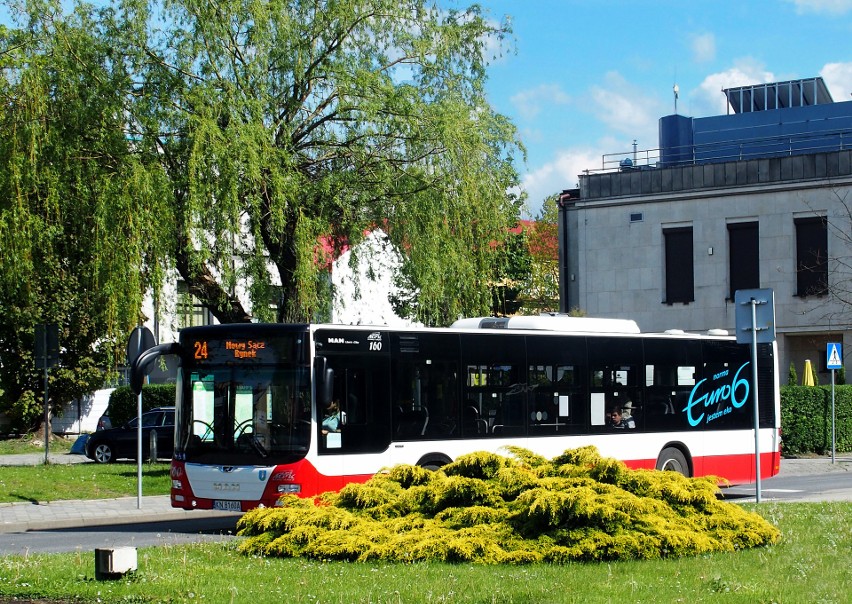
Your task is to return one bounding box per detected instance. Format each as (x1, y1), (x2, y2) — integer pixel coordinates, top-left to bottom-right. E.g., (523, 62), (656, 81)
(0, 502), (850, 602)
(0, 462), (171, 503)
(0, 434), (73, 455)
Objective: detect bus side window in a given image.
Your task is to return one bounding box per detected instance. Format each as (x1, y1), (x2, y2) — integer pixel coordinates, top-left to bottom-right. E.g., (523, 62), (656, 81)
(320, 359), (392, 454)
(392, 359), (457, 440)
(466, 364), (524, 437)
(590, 365), (640, 431)
(644, 356), (698, 431)
(394, 405), (429, 439)
(528, 365), (581, 435)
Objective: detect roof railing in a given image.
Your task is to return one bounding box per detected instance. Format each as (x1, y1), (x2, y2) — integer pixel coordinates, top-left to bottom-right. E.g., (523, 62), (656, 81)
(587, 127), (852, 175)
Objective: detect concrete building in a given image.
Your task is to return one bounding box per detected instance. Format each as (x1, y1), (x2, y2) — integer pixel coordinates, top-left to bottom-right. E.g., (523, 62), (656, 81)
(558, 77), (852, 382)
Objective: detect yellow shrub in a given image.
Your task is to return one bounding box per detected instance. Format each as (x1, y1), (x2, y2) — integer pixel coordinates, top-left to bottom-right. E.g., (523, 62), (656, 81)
(238, 447), (781, 564)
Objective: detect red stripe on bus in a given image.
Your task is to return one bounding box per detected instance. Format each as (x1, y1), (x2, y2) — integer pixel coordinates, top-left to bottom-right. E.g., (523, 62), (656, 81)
(172, 448), (781, 511)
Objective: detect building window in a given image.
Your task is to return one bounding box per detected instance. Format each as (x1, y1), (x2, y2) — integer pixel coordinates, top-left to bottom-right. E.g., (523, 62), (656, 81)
(663, 227), (694, 304)
(728, 221), (760, 299)
(177, 281), (212, 329)
(795, 217), (828, 297)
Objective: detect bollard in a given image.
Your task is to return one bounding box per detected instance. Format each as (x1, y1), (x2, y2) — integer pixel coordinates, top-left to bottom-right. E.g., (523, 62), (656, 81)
(95, 547), (137, 580)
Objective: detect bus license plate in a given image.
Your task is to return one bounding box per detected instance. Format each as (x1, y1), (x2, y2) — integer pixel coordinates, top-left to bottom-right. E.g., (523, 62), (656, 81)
(213, 500), (242, 512)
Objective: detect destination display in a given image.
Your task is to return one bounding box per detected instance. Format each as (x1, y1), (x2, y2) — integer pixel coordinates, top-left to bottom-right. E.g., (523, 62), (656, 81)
(184, 336), (298, 364)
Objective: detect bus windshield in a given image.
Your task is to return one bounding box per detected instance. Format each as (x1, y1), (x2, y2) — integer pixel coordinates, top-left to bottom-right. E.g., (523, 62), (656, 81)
(176, 365), (311, 465)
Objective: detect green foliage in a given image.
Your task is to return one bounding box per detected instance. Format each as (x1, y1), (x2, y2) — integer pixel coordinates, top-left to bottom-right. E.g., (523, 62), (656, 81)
(1, 0), (523, 430)
(107, 385), (176, 427)
(788, 362), (798, 386)
(66, 0), (519, 327)
(781, 385), (852, 455)
(442, 450), (513, 480)
(517, 194), (561, 314)
(0, 3), (171, 430)
(490, 228), (532, 316)
(238, 447), (779, 564)
(488, 197), (561, 317)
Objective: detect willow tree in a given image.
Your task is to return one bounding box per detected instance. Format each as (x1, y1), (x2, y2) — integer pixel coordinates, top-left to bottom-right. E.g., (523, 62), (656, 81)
(0, 4), (171, 428)
(119, 0), (523, 324)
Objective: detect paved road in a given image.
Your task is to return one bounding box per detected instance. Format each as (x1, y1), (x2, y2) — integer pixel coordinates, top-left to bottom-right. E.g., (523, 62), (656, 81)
(721, 456), (852, 502)
(1, 453), (851, 534)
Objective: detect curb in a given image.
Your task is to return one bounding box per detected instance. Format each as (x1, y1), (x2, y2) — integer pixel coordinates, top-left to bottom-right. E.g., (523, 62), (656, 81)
(0, 496), (242, 534)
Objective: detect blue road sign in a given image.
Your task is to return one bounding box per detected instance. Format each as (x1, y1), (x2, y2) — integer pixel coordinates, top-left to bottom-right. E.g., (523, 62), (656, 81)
(827, 343), (843, 370)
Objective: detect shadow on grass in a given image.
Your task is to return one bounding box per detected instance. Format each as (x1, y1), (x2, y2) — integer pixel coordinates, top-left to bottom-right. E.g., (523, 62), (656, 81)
(115, 464), (171, 480)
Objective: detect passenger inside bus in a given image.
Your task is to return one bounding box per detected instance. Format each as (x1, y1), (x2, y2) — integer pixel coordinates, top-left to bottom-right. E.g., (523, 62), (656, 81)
(321, 400), (342, 434)
(620, 400), (636, 426)
(608, 406), (635, 429)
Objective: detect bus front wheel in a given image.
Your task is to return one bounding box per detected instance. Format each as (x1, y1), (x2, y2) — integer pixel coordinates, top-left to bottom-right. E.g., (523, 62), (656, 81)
(656, 447), (690, 477)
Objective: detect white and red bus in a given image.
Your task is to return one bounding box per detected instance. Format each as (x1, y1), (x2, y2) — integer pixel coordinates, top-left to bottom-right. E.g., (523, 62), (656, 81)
(131, 315), (781, 512)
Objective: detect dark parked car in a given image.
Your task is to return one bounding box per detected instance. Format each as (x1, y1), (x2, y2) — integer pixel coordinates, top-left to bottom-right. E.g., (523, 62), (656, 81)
(85, 407), (175, 463)
(96, 414), (111, 431)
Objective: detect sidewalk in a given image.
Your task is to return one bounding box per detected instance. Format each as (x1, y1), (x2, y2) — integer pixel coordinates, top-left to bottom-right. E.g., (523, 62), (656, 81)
(0, 495), (240, 533)
(777, 455), (852, 476)
(0, 452), (91, 466)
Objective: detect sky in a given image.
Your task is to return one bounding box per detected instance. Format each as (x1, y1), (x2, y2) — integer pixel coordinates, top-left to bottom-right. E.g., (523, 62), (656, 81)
(475, 0), (852, 217)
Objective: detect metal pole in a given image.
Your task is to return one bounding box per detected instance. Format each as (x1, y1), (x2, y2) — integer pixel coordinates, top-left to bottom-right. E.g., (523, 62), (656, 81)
(43, 365), (49, 465)
(43, 327), (49, 465)
(831, 369), (836, 464)
(750, 299), (762, 503)
(137, 390), (143, 509)
(136, 322), (144, 509)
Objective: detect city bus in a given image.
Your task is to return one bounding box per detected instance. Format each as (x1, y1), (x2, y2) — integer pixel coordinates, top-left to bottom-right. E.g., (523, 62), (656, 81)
(131, 315), (781, 512)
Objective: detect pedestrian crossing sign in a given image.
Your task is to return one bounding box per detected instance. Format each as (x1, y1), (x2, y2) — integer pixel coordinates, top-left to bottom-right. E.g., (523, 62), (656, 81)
(827, 343), (843, 370)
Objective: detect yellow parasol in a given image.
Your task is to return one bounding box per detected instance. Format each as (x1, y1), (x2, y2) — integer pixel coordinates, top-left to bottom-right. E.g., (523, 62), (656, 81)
(802, 359), (815, 386)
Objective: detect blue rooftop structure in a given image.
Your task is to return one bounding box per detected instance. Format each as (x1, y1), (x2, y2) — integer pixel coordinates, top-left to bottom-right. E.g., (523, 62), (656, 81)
(659, 77), (852, 168)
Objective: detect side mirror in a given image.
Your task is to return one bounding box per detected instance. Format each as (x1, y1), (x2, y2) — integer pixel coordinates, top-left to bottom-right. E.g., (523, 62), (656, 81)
(131, 343), (181, 394)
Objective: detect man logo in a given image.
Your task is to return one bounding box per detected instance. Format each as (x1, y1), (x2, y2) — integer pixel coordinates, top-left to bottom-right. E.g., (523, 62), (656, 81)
(259, 470), (267, 481)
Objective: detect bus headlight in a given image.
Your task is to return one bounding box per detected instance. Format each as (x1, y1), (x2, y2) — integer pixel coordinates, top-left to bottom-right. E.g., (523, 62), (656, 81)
(172, 480), (183, 490)
(277, 484), (301, 494)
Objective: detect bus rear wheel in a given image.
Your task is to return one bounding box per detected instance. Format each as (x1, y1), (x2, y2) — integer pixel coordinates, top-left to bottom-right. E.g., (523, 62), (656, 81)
(418, 453), (452, 471)
(656, 447), (689, 477)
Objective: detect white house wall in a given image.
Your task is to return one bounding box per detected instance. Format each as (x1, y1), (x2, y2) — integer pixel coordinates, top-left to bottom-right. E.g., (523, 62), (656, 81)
(331, 230), (421, 328)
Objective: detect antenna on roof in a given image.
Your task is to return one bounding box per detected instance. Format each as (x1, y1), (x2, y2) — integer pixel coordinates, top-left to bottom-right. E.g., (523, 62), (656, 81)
(673, 83), (679, 114)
